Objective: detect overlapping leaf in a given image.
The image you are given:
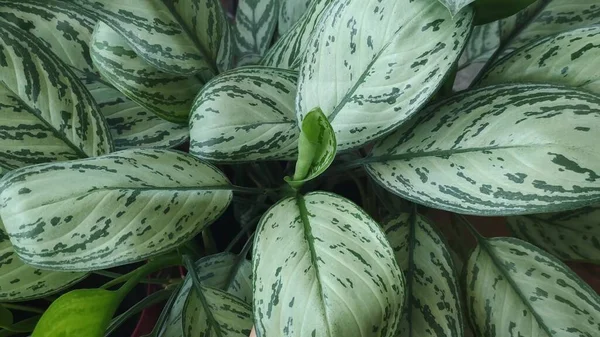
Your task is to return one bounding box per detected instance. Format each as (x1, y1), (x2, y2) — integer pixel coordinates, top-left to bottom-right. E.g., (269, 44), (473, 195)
(0, 17), (113, 157)
(366, 84), (600, 215)
(189, 67), (299, 162)
(278, 0), (312, 36)
(0, 149), (232, 271)
(234, 0), (278, 59)
(438, 0), (475, 16)
(73, 0), (232, 78)
(90, 22), (204, 124)
(253, 192), (405, 337)
(508, 206), (600, 263)
(466, 237), (600, 336)
(260, 0), (334, 70)
(296, 0), (473, 151)
(384, 213), (464, 337)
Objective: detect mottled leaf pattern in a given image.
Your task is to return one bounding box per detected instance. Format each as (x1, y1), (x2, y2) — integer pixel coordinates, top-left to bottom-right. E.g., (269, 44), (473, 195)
(466, 237), (600, 336)
(189, 67), (299, 162)
(253, 192), (405, 337)
(366, 84), (600, 215)
(84, 78), (188, 150)
(438, 0), (475, 16)
(278, 0), (312, 35)
(297, 0), (473, 151)
(0, 149), (232, 271)
(73, 0), (232, 78)
(481, 26), (600, 94)
(0, 17), (113, 157)
(507, 206), (600, 263)
(90, 22), (204, 124)
(183, 286), (253, 337)
(384, 213), (463, 337)
(261, 0), (334, 70)
(0, 222), (86, 302)
(234, 0), (278, 58)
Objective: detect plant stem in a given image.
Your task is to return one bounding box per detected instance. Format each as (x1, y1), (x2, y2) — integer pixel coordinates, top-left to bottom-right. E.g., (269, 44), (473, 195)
(93, 270), (173, 286)
(1, 303), (44, 314)
(101, 254), (182, 293)
(225, 214), (261, 252)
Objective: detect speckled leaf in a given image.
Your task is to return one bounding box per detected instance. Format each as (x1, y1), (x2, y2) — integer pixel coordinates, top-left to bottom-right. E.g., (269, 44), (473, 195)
(73, 0), (232, 78)
(384, 213), (463, 337)
(507, 205), (600, 264)
(84, 78), (188, 150)
(438, 0), (475, 16)
(0, 222), (86, 302)
(501, 0), (600, 57)
(90, 22), (204, 124)
(159, 253), (252, 337)
(366, 84), (600, 215)
(285, 107), (336, 189)
(0, 149), (232, 271)
(0, 0), (99, 78)
(253, 192), (405, 337)
(466, 237), (600, 337)
(260, 0), (334, 70)
(0, 17), (113, 157)
(296, 0), (473, 151)
(234, 0), (278, 58)
(189, 66), (299, 162)
(481, 26), (600, 94)
(277, 0), (312, 35)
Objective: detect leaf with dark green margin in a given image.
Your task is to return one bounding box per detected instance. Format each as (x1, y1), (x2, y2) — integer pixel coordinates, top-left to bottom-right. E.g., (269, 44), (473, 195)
(234, 0), (278, 58)
(0, 149), (232, 271)
(285, 107), (336, 189)
(473, 0), (537, 25)
(31, 289), (120, 337)
(507, 205), (600, 264)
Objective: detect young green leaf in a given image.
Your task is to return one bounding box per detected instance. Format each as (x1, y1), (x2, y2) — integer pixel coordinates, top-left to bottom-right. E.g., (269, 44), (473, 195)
(466, 237), (600, 336)
(507, 205), (600, 264)
(278, 0), (312, 36)
(296, 0), (473, 151)
(31, 289), (121, 337)
(384, 213), (464, 337)
(0, 149), (232, 271)
(189, 67), (300, 162)
(234, 0), (279, 58)
(0, 17), (113, 157)
(285, 107), (336, 189)
(73, 0), (232, 77)
(473, 0), (538, 25)
(253, 192), (405, 337)
(366, 84), (600, 215)
(90, 22), (204, 124)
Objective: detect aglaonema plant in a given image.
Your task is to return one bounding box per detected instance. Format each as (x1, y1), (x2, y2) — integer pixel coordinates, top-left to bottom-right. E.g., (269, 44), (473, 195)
(0, 0), (599, 336)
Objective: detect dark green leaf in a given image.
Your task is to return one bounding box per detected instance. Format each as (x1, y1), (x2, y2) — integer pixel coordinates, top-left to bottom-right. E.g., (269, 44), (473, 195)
(474, 0), (538, 25)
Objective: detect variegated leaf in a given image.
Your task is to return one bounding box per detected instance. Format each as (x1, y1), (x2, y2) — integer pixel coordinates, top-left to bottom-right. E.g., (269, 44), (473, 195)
(0, 0), (98, 77)
(73, 0), (232, 78)
(0, 222), (86, 302)
(466, 237), (600, 336)
(260, 0), (334, 70)
(84, 78), (188, 150)
(366, 84), (600, 215)
(234, 0), (278, 58)
(0, 149), (232, 271)
(90, 22), (204, 124)
(481, 26), (600, 94)
(296, 0), (473, 151)
(277, 0), (312, 36)
(189, 66), (299, 162)
(384, 213), (463, 337)
(253, 192), (405, 337)
(501, 0), (600, 57)
(507, 206), (600, 263)
(159, 253), (252, 337)
(438, 0), (475, 16)
(0, 17), (113, 157)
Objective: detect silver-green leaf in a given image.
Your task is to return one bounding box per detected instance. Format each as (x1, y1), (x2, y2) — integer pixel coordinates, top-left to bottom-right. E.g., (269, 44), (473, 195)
(384, 212), (463, 337)
(0, 149), (232, 271)
(253, 192), (405, 337)
(277, 0), (312, 36)
(234, 0), (279, 58)
(189, 66), (299, 162)
(507, 206), (600, 264)
(438, 0), (475, 16)
(296, 0), (473, 151)
(466, 237), (600, 336)
(366, 84), (600, 215)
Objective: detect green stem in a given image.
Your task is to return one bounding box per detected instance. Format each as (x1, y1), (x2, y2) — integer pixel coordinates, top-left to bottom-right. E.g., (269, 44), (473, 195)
(202, 229), (218, 255)
(93, 271), (173, 286)
(348, 172), (368, 210)
(454, 214), (485, 242)
(1, 304), (44, 314)
(115, 254), (182, 300)
(225, 233), (255, 291)
(225, 215), (261, 252)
